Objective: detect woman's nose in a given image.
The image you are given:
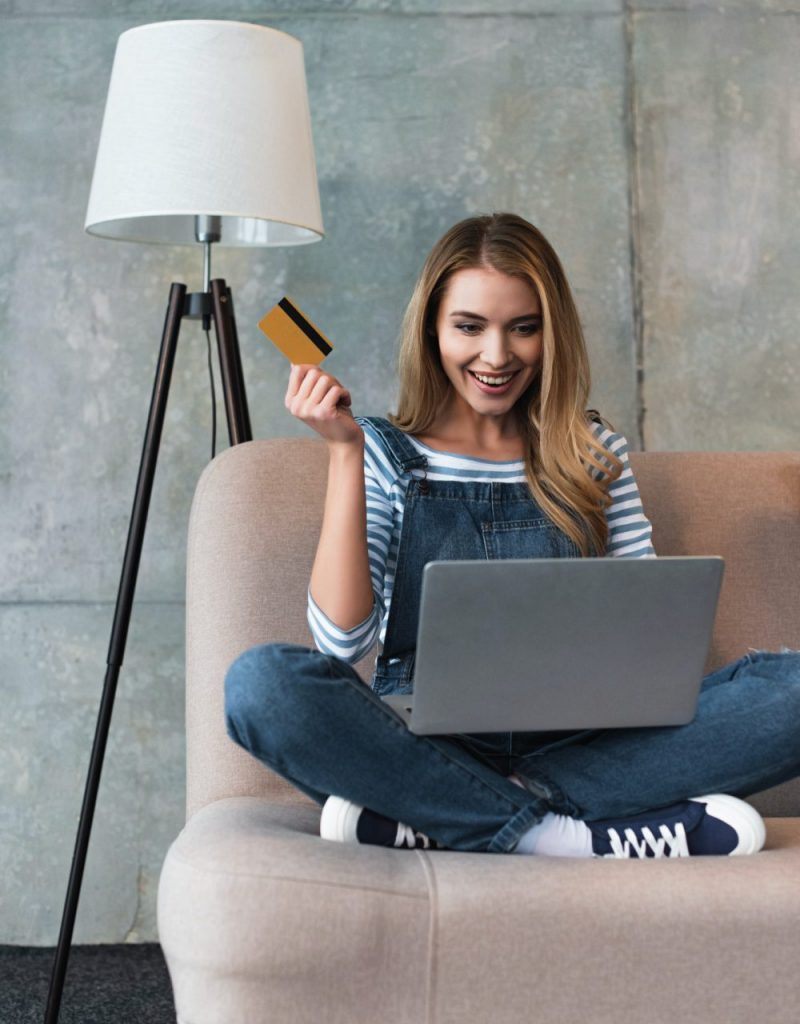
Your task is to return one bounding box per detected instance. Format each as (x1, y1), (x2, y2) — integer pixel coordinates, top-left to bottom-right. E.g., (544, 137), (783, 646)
(480, 330), (512, 368)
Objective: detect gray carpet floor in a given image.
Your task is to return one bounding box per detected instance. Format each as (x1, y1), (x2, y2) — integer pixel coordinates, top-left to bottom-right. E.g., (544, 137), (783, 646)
(0, 944), (175, 1024)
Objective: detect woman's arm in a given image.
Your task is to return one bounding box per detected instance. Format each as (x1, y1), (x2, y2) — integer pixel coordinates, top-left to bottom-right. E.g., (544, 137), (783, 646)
(285, 364), (375, 631)
(309, 439), (375, 629)
(594, 426), (656, 558)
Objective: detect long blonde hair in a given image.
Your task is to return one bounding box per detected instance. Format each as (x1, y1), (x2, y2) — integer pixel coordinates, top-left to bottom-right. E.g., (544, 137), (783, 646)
(389, 212), (622, 556)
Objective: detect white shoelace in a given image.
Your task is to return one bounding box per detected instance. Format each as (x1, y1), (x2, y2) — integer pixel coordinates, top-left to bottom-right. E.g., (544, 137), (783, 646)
(394, 822), (433, 849)
(604, 821), (690, 858)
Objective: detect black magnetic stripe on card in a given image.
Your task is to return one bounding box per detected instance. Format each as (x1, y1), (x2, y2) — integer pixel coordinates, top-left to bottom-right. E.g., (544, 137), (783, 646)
(278, 298), (332, 356)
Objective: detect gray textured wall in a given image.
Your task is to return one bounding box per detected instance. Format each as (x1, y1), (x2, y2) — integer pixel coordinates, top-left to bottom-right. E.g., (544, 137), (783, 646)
(2, 0), (798, 944)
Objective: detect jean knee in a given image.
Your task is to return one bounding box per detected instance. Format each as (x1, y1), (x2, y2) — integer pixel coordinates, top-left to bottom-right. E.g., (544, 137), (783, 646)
(225, 642), (301, 742)
(225, 642), (343, 751)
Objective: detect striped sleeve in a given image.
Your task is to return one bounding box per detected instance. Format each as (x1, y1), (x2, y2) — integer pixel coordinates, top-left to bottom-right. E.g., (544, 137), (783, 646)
(591, 423), (656, 558)
(306, 431), (393, 663)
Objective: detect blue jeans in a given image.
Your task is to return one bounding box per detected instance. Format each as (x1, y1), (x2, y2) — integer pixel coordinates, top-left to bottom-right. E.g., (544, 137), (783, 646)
(225, 643), (800, 853)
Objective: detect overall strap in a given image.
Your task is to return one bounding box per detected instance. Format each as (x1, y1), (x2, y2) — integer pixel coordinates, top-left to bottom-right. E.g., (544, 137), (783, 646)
(355, 416), (428, 476)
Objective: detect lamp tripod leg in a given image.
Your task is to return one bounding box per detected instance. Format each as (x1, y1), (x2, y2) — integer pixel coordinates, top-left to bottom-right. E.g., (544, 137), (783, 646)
(44, 282), (187, 1024)
(224, 285), (253, 441)
(211, 278), (252, 445)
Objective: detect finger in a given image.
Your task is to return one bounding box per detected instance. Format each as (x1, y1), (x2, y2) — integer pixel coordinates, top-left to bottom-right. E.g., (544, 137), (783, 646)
(296, 366), (324, 400)
(285, 364), (305, 405)
(292, 372), (335, 419)
(309, 373), (340, 406)
(319, 385), (351, 414)
(286, 362), (316, 396)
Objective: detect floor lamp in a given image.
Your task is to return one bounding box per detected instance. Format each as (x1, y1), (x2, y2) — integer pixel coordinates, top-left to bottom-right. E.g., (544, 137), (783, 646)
(45, 20), (324, 1023)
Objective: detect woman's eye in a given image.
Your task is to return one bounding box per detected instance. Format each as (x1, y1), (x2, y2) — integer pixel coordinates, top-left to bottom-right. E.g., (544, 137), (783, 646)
(454, 322), (541, 336)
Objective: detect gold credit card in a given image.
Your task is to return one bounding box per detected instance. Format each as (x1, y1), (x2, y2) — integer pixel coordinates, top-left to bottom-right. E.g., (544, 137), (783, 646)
(258, 296), (333, 365)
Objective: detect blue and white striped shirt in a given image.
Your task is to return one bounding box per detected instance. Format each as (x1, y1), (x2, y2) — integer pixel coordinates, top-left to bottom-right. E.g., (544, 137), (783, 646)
(308, 419), (656, 664)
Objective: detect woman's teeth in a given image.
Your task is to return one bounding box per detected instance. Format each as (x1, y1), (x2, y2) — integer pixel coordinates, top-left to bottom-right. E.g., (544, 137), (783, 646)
(471, 371), (515, 386)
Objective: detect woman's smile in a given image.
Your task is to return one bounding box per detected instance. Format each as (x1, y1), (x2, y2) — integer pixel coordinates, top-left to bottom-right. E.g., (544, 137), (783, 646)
(467, 368), (522, 395)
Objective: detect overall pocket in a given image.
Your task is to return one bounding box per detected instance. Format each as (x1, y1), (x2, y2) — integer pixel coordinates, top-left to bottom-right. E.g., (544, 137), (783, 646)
(482, 518), (582, 560)
(371, 652), (415, 697)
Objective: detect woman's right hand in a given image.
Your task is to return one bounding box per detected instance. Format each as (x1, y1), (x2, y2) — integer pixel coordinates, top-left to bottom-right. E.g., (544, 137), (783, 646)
(284, 364), (364, 447)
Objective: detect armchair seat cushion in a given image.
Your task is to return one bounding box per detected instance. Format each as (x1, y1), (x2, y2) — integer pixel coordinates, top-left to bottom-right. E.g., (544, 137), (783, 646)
(159, 797), (800, 1024)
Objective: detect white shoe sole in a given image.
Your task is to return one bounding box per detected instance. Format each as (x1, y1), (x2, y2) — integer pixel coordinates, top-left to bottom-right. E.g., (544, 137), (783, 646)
(320, 795), (363, 843)
(693, 793), (767, 855)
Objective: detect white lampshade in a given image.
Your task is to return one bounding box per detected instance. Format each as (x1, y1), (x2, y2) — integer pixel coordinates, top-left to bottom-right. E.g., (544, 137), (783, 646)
(85, 20), (324, 247)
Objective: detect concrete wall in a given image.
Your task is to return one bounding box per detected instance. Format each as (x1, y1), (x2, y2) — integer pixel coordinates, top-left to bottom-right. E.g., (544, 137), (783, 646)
(2, 0), (798, 944)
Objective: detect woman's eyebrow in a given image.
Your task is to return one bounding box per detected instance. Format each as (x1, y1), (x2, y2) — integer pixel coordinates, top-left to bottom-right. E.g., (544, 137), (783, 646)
(448, 310), (542, 323)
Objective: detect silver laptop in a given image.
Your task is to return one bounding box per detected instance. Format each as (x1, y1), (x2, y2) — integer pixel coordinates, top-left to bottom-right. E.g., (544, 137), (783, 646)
(381, 557), (723, 734)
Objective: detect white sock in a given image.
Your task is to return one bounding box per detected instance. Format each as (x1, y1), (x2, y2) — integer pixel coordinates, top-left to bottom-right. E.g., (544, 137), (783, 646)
(507, 776), (593, 857)
(514, 813), (593, 857)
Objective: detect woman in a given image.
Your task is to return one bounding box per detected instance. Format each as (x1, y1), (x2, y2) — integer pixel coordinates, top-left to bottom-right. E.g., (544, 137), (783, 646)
(225, 213), (800, 858)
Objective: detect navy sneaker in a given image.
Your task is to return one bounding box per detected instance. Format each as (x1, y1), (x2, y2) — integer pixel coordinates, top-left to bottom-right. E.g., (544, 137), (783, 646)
(588, 793), (766, 858)
(320, 795), (444, 850)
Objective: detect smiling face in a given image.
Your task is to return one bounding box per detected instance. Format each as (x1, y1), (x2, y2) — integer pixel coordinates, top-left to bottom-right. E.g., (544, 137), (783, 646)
(433, 265), (543, 430)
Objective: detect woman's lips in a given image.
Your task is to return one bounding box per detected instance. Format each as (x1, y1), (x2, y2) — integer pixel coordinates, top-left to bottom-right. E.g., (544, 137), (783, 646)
(467, 369), (519, 396)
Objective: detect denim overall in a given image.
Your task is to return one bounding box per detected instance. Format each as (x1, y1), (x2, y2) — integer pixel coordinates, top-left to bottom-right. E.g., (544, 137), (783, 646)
(364, 416), (582, 703)
(225, 419), (800, 853)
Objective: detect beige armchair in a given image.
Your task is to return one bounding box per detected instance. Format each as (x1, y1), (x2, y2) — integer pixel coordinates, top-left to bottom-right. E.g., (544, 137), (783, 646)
(158, 441), (800, 1024)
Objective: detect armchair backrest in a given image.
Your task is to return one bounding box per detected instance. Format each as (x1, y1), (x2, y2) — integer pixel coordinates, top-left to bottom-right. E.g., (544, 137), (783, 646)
(185, 442), (800, 820)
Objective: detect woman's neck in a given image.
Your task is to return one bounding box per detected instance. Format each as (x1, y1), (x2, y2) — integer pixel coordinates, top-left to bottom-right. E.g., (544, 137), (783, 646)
(417, 400), (525, 459)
